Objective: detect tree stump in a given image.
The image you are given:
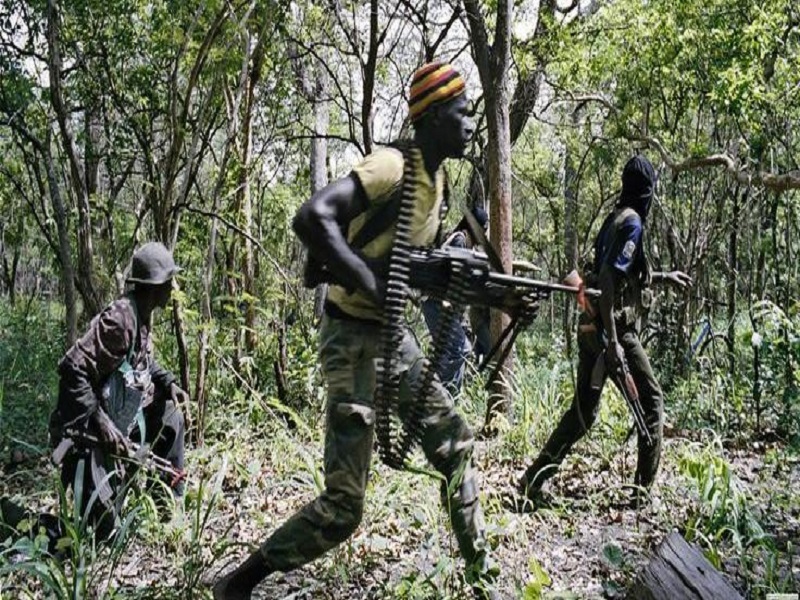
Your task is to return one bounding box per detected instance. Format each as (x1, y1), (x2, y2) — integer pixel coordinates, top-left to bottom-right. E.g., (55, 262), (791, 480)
(628, 533), (743, 600)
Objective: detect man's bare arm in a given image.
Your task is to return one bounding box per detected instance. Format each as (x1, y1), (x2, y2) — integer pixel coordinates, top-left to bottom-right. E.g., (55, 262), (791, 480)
(293, 174), (383, 304)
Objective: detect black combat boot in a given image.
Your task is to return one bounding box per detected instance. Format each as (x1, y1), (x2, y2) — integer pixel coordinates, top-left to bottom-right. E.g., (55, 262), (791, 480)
(212, 551), (271, 600)
(466, 548), (502, 600)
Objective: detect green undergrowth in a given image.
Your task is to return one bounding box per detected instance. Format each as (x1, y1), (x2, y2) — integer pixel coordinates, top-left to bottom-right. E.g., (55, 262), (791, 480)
(1, 299), (797, 598)
(0, 301), (63, 457)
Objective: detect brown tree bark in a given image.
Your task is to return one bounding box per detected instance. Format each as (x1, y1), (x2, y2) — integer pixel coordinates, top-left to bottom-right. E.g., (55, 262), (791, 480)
(563, 128), (579, 358)
(44, 133), (78, 346)
(726, 187), (742, 381)
(290, 39), (331, 321)
(463, 0), (514, 432)
(240, 20), (269, 353)
(0, 218), (22, 306)
(46, 0), (102, 318)
(361, 0), (379, 155)
(171, 297), (191, 395)
(630, 533), (743, 600)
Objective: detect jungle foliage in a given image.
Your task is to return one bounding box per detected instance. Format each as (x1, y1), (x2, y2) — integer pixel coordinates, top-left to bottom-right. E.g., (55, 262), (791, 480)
(0, 0), (798, 598)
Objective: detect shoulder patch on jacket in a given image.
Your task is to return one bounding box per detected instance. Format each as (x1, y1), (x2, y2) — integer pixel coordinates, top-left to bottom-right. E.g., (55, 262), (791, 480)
(622, 240), (636, 260)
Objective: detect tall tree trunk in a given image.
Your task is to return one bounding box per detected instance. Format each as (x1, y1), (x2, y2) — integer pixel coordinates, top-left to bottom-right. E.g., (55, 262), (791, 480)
(0, 218), (22, 306)
(172, 298), (191, 394)
(240, 26), (267, 353)
(44, 134), (78, 346)
(754, 196), (768, 301)
(1, 245), (20, 306)
(726, 187), (742, 382)
(782, 198), (796, 427)
(289, 42), (331, 321)
(47, 0), (102, 317)
(563, 129), (579, 358)
(783, 198), (793, 314)
(195, 220), (216, 446)
(311, 77), (330, 320)
(194, 183), (224, 446)
(85, 105), (100, 199)
(484, 99), (514, 428)
(193, 58), (247, 441)
(361, 0), (379, 155)
(463, 0), (514, 432)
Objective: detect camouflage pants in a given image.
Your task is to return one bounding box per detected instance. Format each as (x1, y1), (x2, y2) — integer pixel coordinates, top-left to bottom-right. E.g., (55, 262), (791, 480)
(522, 314), (664, 493)
(259, 314), (491, 576)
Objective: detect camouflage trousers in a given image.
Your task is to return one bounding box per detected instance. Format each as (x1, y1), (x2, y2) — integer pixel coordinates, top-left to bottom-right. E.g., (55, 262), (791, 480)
(522, 313), (664, 493)
(259, 314), (492, 577)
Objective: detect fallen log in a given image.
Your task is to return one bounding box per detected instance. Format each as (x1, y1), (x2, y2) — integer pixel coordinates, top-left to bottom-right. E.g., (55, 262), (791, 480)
(628, 532), (743, 600)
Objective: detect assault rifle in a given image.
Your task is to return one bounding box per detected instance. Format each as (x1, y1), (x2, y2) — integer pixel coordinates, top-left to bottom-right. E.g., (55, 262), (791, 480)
(591, 344), (653, 446)
(52, 429), (186, 489)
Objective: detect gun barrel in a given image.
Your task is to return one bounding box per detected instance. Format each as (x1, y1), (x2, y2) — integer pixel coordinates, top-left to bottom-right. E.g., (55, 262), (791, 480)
(608, 369), (654, 446)
(488, 273), (600, 297)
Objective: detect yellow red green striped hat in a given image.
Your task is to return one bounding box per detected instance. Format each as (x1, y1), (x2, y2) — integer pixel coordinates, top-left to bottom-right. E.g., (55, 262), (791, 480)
(408, 61), (466, 122)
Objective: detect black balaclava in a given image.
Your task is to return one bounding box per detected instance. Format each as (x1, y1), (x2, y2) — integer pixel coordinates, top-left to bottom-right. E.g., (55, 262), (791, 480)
(618, 155), (656, 219)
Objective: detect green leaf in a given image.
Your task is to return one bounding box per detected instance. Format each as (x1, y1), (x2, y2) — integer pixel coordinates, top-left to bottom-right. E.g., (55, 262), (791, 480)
(602, 542), (625, 568)
(524, 557), (553, 599)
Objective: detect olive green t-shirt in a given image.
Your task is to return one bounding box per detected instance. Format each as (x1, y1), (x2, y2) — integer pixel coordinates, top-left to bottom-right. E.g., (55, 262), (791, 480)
(327, 146), (445, 321)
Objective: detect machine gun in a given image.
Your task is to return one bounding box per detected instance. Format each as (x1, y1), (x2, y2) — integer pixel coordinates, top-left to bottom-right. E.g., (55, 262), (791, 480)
(305, 242), (599, 386)
(408, 246), (594, 313)
(406, 245), (599, 382)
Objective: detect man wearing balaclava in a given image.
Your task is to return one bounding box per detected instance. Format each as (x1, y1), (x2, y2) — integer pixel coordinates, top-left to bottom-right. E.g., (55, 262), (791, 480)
(517, 155), (691, 507)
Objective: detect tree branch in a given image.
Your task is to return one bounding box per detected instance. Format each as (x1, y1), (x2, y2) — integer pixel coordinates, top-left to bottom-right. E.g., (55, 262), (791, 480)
(554, 92), (800, 190)
(462, 0), (491, 88)
(178, 204), (294, 286)
(625, 134), (800, 191)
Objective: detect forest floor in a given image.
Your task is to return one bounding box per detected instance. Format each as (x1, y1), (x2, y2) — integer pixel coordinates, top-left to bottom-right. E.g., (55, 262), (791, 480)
(2, 416), (798, 599)
(2, 303), (798, 599)
(198, 428), (800, 599)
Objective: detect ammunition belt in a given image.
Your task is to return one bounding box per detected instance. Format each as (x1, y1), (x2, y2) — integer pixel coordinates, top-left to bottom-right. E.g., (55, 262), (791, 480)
(374, 141), (456, 470)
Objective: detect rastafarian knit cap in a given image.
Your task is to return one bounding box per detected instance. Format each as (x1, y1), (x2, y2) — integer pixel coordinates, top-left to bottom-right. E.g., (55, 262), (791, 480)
(408, 61), (466, 122)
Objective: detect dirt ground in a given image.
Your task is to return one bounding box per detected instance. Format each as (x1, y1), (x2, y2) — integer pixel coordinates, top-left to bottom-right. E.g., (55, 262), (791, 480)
(2, 429), (798, 599)
(203, 434), (800, 599)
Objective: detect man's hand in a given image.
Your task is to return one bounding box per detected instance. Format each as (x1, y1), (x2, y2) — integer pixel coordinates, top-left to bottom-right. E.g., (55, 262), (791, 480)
(365, 276), (386, 306)
(93, 409), (131, 456)
(359, 276), (385, 306)
(354, 253), (387, 306)
(665, 270), (692, 289)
